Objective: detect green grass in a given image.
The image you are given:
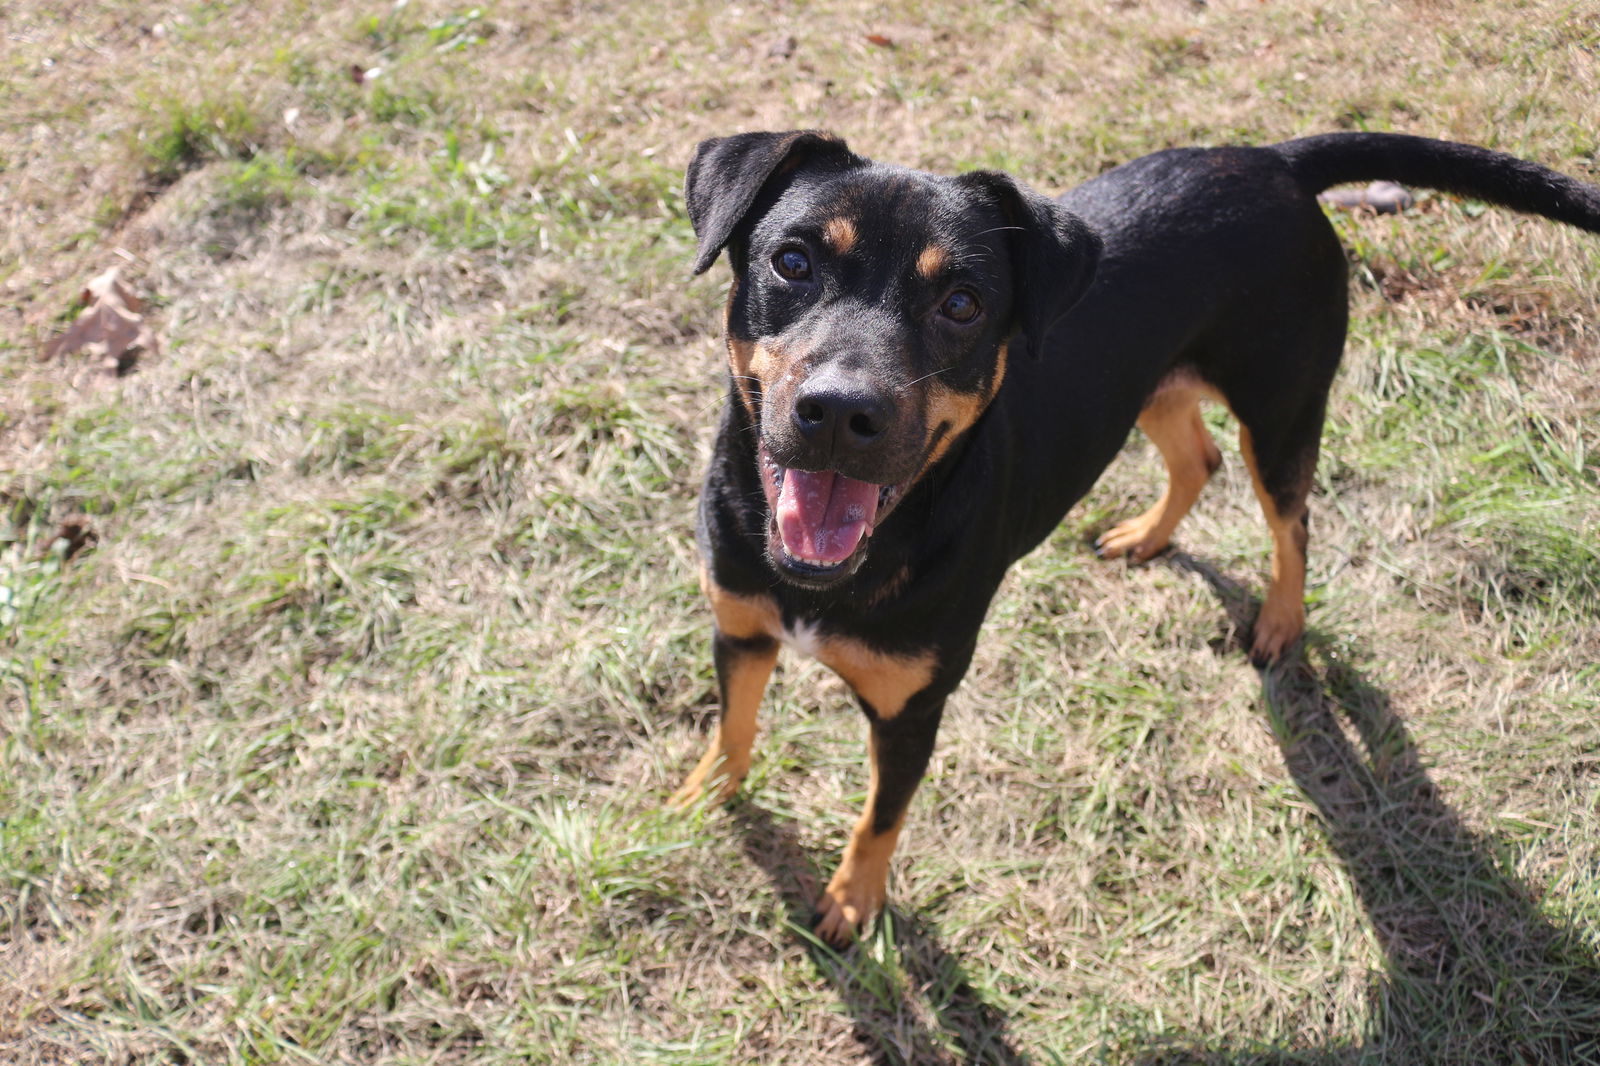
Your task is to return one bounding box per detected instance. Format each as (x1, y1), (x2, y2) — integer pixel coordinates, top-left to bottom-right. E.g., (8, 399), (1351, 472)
(3, 0), (1600, 1062)
(135, 91), (264, 183)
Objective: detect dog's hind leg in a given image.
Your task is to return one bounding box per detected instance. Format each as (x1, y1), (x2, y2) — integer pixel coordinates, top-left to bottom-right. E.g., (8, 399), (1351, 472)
(1212, 216), (1348, 665)
(1236, 408), (1322, 666)
(1096, 380), (1222, 562)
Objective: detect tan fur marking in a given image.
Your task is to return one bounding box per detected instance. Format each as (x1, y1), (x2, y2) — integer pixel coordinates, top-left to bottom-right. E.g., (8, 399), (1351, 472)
(816, 637), (937, 720)
(727, 338), (786, 425)
(920, 342), (1007, 473)
(1239, 427), (1310, 662)
(748, 342), (780, 384)
(915, 244), (948, 279)
(813, 733), (904, 945)
(922, 393), (983, 470)
(1151, 369), (1225, 407)
(1096, 380), (1222, 562)
(669, 570), (781, 808)
(721, 275), (741, 360)
(824, 216), (858, 255)
(700, 566), (781, 641)
(668, 641), (777, 807)
(728, 336), (754, 378)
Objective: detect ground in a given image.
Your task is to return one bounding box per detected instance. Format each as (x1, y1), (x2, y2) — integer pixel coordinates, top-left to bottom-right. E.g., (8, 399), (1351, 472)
(2, 1), (1599, 1063)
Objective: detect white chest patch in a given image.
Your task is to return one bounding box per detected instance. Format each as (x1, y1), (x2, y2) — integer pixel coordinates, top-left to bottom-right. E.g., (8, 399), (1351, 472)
(781, 619), (825, 660)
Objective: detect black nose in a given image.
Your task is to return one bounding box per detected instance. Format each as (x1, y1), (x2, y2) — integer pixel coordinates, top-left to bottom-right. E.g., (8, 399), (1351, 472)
(792, 370), (893, 458)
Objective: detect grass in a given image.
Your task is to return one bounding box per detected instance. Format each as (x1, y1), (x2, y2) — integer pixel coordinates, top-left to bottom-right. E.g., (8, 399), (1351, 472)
(3, 0), (1600, 1062)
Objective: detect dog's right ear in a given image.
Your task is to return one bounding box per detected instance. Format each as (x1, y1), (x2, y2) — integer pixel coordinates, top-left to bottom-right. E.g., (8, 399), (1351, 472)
(685, 130), (860, 275)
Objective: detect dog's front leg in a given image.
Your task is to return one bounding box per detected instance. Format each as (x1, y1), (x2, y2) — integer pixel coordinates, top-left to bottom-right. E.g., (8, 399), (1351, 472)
(812, 641), (943, 945)
(668, 575), (780, 808)
(813, 699), (944, 946)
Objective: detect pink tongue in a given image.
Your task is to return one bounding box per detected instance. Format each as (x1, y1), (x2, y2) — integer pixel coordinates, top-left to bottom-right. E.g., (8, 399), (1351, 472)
(776, 469), (880, 564)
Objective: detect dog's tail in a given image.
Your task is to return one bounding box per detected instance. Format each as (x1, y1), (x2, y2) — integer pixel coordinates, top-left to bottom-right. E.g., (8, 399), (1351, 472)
(1274, 132), (1600, 233)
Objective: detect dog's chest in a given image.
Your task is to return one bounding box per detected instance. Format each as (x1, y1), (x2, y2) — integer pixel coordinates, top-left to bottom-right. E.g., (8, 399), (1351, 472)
(780, 618), (826, 659)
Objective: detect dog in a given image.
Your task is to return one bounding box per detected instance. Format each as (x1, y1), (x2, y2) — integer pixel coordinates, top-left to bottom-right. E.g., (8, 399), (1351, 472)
(668, 130), (1600, 946)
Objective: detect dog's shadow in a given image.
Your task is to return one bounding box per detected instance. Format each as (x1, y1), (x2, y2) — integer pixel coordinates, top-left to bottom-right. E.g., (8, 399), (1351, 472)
(729, 549), (1600, 1062)
(1138, 552), (1600, 1063)
(729, 799), (1032, 1065)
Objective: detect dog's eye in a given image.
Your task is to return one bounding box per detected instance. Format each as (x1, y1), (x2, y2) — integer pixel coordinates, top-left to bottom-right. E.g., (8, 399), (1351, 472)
(773, 248), (812, 282)
(940, 289), (981, 323)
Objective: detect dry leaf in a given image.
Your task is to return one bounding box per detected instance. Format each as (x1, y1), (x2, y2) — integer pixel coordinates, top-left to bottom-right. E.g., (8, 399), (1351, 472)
(865, 33), (895, 48)
(42, 266), (159, 378)
(1318, 180), (1415, 215)
(34, 515), (98, 563)
(85, 265), (142, 312)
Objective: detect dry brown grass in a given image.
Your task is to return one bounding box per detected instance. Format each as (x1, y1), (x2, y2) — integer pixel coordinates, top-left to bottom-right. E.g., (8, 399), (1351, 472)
(3, 1), (1599, 1063)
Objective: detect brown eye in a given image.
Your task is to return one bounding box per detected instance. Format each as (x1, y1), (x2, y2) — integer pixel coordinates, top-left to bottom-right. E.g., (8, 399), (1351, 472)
(773, 248), (812, 281)
(940, 289), (980, 323)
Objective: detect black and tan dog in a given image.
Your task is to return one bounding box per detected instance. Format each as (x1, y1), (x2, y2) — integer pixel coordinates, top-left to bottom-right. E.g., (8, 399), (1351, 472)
(669, 130), (1600, 945)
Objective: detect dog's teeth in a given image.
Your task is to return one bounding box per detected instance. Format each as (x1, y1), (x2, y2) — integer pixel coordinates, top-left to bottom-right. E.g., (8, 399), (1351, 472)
(793, 554), (842, 569)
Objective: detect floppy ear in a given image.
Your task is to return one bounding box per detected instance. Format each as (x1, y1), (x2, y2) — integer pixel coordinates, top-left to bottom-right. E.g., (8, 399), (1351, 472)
(956, 171), (1102, 350)
(684, 130), (860, 275)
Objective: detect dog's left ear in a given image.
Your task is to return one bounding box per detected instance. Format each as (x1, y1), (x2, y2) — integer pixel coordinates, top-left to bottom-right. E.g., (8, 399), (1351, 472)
(957, 171), (1102, 349)
(685, 130), (861, 275)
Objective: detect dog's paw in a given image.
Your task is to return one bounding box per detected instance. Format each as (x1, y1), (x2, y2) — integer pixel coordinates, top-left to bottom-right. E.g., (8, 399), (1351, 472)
(811, 873), (885, 948)
(1249, 596), (1305, 666)
(665, 762), (745, 810)
(1094, 512), (1169, 563)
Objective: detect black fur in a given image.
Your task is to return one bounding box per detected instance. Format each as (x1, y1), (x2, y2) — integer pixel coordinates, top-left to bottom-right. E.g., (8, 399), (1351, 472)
(682, 129), (1600, 941)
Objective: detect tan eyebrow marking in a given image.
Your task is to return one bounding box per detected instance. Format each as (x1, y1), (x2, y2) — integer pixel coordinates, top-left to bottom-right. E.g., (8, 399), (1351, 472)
(916, 243), (948, 279)
(824, 216), (858, 254)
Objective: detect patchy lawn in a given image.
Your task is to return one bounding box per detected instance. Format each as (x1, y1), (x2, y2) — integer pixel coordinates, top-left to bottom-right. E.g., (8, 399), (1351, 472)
(3, 1), (1599, 1062)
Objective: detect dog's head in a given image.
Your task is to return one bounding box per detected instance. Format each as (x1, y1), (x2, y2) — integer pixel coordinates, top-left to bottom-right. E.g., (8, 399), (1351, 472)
(687, 130), (1101, 589)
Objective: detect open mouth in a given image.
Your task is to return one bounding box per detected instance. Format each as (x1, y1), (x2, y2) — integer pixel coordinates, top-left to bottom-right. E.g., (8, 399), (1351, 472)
(758, 444), (908, 581)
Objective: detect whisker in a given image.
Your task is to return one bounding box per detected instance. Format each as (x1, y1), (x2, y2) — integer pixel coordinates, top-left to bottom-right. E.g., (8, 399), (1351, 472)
(902, 367), (951, 389)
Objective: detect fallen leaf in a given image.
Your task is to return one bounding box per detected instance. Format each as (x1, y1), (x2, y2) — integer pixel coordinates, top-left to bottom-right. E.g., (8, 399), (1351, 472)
(41, 266), (159, 379)
(34, 515), (98, 563)
(865, 33), (895, 48)
(1318, 180), (1415, 215)
(84, 266), (142, 312)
